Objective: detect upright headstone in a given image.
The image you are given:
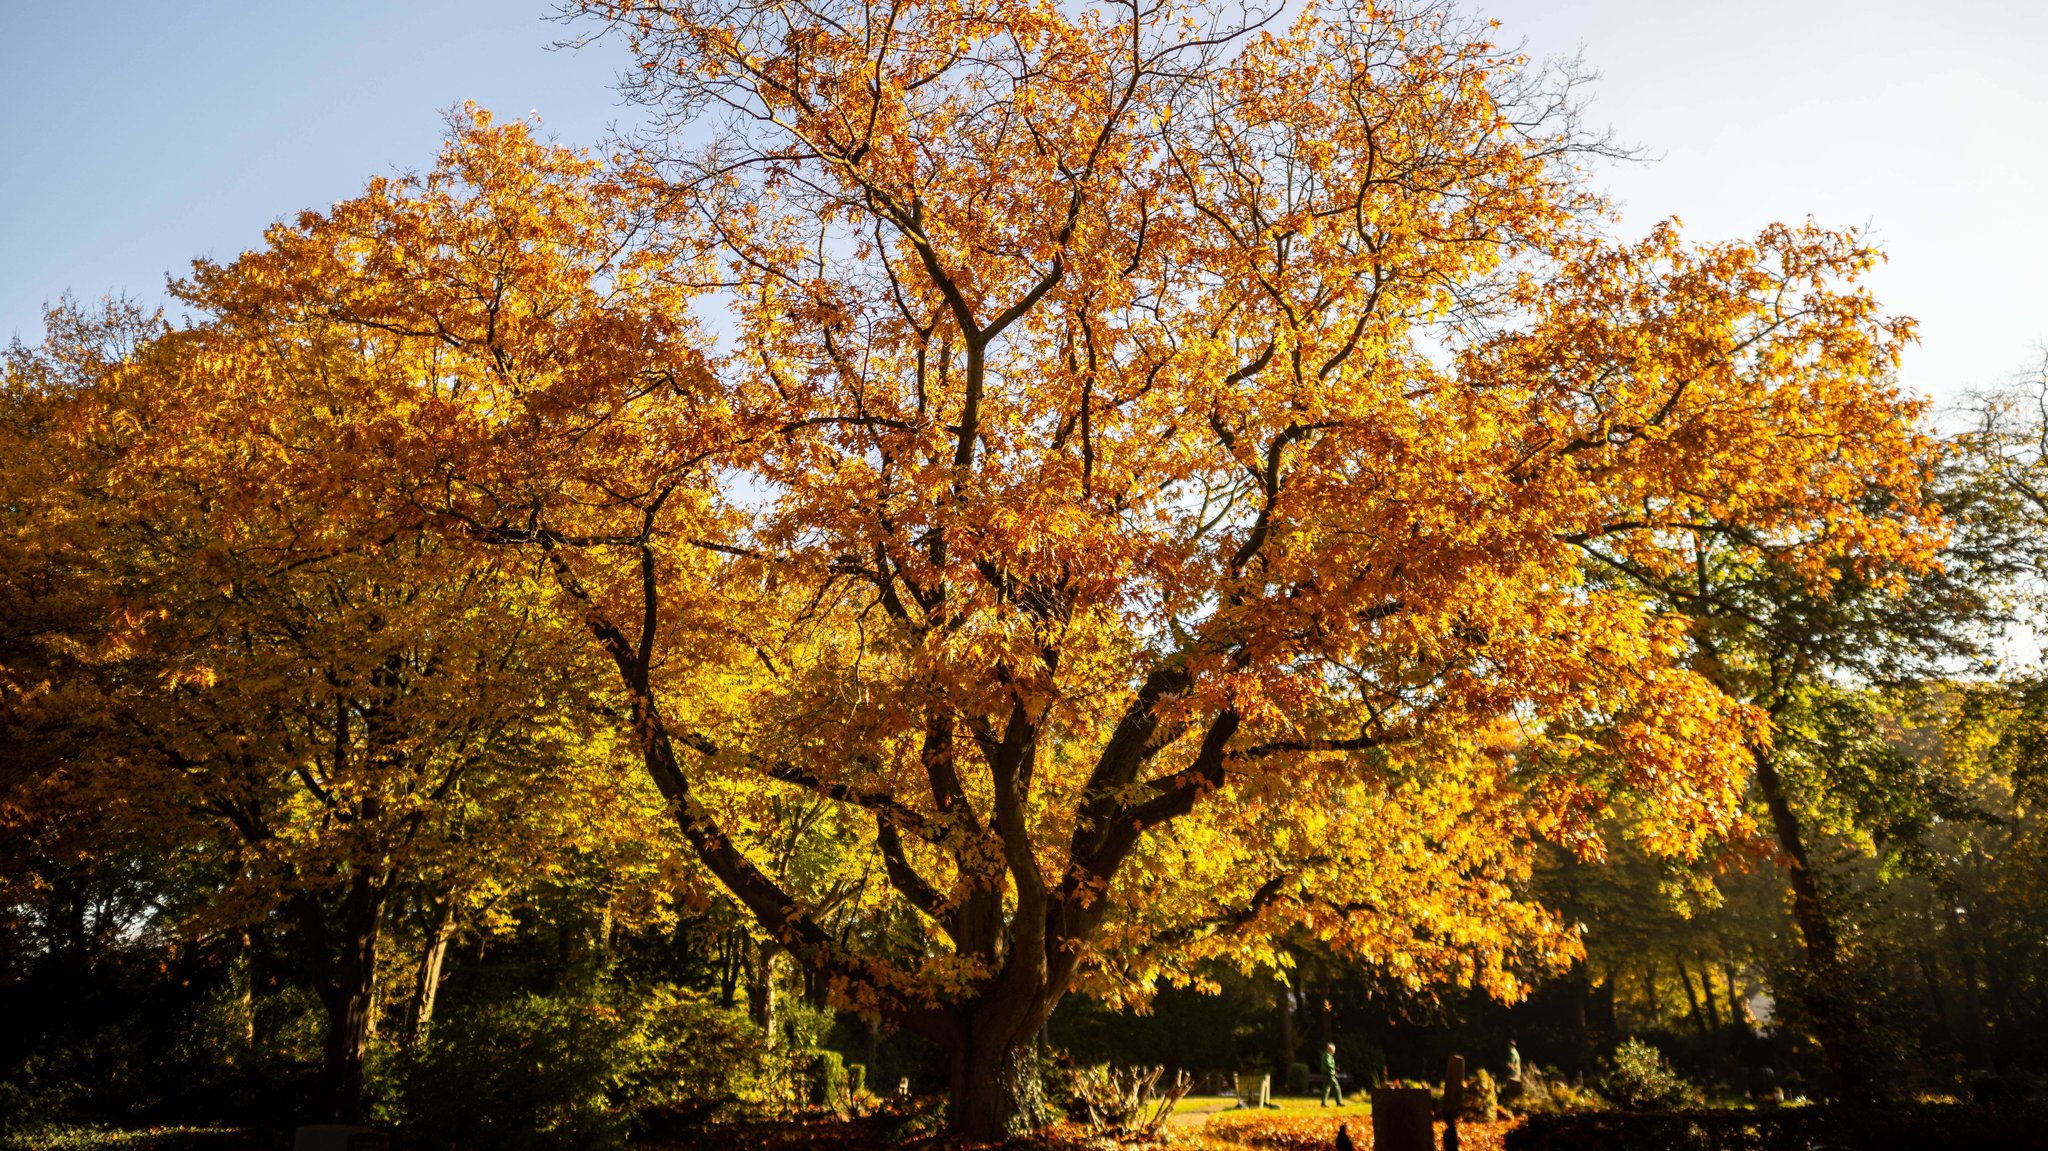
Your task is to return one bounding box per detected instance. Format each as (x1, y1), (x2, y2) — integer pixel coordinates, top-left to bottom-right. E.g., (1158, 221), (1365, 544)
(1442, 1055), (1466, 1151)
(1234, 1071), (1272, 1109)
(1370, 1086), (1433, 1151)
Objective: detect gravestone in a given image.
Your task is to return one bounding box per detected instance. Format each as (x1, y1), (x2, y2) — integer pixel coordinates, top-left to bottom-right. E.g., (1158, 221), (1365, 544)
(1442, 1055), (1465, 1151)
(1371, 1086), (1433, 1151)
(1234, 1072), (1271, 1109)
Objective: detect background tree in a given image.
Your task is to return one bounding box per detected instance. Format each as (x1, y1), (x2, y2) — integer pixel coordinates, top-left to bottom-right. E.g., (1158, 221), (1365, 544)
(0, 297), (684, 1123)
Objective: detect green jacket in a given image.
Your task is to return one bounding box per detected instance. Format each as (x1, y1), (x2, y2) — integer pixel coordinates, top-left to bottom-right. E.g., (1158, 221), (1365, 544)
(1321, 1049), (1339, 1076)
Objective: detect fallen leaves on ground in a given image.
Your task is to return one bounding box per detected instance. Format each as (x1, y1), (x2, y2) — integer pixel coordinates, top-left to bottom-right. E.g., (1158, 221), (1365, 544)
(1192, 1112), (1519, 1151)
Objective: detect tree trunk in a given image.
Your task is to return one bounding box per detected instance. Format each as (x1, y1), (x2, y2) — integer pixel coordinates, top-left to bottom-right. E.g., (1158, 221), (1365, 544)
(236, 929), (257, 1054)
(1697, 962), (1722, 1035)
(717, 928), (742, 1007)
(407, 895), (457, 1048)
(948, 998), (1054, 1140)
(291, 869), (389, 1124)
(747, 939), (780, 1046)
(1946, 903), (1993, 1068)
(1752, 747), (1869, 1098)
(1677, 958), (1710, 1041)
(1917, 946), (1956, 1050)
(1277, 973), (1297, 1073)
(1317, 956), (1335, 1049)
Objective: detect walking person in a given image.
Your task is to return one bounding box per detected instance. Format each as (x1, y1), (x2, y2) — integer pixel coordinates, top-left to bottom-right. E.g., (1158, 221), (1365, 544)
(1321, 1042), (1344, 1106)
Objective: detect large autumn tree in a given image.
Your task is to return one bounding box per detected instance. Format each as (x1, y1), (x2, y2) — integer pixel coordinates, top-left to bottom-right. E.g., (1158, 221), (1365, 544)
(164, 0), (1940, 1133)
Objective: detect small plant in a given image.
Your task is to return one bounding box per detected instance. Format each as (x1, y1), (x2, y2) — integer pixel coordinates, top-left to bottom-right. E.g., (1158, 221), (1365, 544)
(1511, 1066), (1607, 1115)
(1058, 1064), (1188, 1133)
(1466, 1067), (1499, 1121)
(1599, 1038), (1703, 1111)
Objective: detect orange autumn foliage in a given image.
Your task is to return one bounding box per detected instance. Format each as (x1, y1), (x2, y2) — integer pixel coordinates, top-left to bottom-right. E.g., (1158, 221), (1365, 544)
(128, 0), (1938, 1134)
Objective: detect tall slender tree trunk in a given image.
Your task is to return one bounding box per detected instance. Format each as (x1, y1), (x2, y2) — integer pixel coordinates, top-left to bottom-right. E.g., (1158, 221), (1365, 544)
(1722, 964), (1744, 1032)
(1946, 903), (1993, 1068)
(236, 929), (257, 1054)
(407, 895), (457, 1048)
(1917, 947), (1956, 1050)
(1317, 957), (1335, 1049)
(1697, 962), (1722, 1034)
(1677, 959), (1710, 1041)
(747, 939), (780, 1047)
(1277, 974), (1297, 1074)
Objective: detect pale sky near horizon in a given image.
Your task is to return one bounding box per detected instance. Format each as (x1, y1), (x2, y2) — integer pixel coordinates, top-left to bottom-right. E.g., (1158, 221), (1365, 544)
(4, 1), (2044, 410)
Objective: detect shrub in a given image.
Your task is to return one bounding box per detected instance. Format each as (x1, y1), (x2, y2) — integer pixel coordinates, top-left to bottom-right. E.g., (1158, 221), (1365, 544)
(1057, 1064), (1175, 1129)
(808, 1050), (846, 1108)
(395, 984), (774, 1150)
(1599, 1039), (1701, 1112)
(1512, 1067), (1606, 1115)
(1287, 1062), (1312, 1096)
(1465, 1068), (1499, 1121)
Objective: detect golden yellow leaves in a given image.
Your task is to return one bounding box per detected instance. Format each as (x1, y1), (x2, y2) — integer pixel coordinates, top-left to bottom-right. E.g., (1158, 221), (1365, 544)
(23, 0), (1942, 1040)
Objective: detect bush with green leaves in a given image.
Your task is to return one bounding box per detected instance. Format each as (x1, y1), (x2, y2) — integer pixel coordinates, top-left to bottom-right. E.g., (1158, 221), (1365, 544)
(1598, 1039), (1702, 1112)
(392, 984), (774, 1150)
(845, 1062), (867, 1102)
(807, 1050), (846, 1108)
(1466, 1067), (1499, 1121)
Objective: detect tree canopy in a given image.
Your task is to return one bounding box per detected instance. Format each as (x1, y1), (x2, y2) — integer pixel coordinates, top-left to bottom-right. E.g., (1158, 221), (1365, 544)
(1, 0), (1951, 1136)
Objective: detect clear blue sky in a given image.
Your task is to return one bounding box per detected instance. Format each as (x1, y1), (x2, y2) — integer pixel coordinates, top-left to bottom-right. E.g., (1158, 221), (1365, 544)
(1, 1), (639, 343)
(5, 1), (2044, 405)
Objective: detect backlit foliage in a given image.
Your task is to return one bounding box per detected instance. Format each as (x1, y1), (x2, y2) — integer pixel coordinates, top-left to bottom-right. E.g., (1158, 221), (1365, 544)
(21, 0), (1943, 1132)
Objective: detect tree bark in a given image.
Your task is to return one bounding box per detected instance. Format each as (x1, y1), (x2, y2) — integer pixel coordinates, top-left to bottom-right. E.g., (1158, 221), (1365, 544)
(1317, 956), (1335, 1049)
(1677, 958), (1710, 1041)
(407, 895), (457, 1048)
(747, 939), (780, 1047)
(290, 868), (389, 1124)
(1752, 748), (1868, 1098)
(1277, 973), (1297, 1073)
(236, 929), (256, 1054)
(1697, 962), (1722, 1035)
(1916, 946), (1955, 1050)
(947, 993), (1056, 1140)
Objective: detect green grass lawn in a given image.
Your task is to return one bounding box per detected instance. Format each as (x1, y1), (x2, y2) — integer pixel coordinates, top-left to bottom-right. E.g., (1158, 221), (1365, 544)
(1171, 1094), (1377, 1116)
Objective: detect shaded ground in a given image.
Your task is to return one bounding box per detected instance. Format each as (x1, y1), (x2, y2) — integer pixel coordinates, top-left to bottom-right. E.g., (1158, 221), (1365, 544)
(0, 1111), (1521, 1151)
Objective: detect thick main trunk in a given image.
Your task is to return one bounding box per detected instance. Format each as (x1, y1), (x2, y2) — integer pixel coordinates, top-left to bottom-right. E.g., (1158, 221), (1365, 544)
(949, 1002), (1054, 1140)
(292, 871), (388, 1124)
(320, 966), (376, 1124)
